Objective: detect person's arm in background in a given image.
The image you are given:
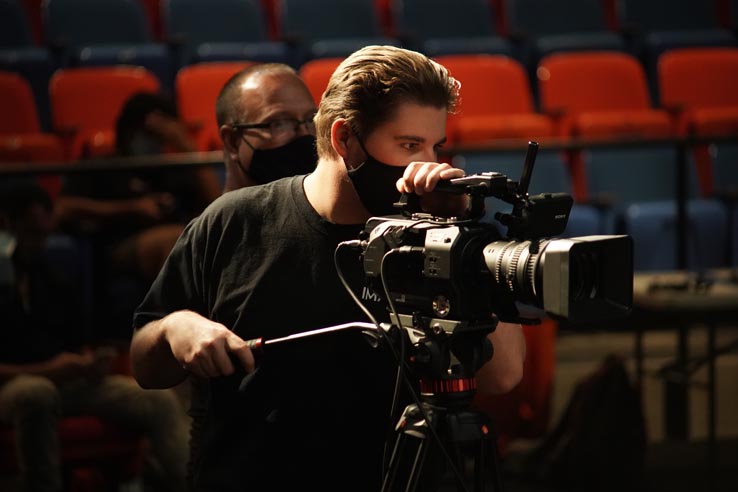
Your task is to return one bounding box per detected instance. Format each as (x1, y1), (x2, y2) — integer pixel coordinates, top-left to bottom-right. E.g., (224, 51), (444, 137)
(53, 193), (177, 229)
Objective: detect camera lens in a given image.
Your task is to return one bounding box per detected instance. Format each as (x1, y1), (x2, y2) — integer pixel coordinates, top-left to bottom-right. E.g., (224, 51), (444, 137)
(483, 240), (543, 306)
(569, 251), (598, 302)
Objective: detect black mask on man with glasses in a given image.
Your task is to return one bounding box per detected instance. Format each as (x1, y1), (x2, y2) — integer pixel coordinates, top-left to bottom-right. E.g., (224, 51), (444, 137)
(235, 117), (318, 184)
(247, 135), (318, 184)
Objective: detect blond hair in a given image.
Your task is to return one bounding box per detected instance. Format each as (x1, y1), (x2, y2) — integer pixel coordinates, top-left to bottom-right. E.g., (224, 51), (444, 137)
(314, 45), (459, 159)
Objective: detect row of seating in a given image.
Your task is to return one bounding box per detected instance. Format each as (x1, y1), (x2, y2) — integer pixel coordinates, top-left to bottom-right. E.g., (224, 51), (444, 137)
(4, 47), (736, 198)
(11, 0), (738, 54)
(4, 0), (738, 130)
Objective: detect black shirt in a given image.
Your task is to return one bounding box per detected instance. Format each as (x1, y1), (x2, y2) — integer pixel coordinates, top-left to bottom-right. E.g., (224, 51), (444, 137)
(134, 176), (397, 491)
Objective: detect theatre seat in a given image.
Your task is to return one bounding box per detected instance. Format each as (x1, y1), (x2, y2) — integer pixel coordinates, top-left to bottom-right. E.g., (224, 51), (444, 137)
(49, 66), (160, 159)
(392, 0), (512, 57)
(435, 54), (554, 145)
(43, 0), (172, 88)
(659, 47), (738, 137)
(622, 199), (730, 271)
(537, 51), (672, 139)
(176, 61), (255, 151)
(0, 70), (65, 197)
(279, 0), (397, 62)
(298, 57), (344, 104)
(658, 47), (738, 196)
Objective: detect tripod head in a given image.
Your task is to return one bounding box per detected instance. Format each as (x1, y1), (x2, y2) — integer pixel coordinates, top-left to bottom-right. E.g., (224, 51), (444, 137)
(395, 313), (496, 405)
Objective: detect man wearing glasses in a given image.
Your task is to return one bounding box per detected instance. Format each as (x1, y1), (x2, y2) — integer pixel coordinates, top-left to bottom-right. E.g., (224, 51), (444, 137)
(216, 64), (319, 192)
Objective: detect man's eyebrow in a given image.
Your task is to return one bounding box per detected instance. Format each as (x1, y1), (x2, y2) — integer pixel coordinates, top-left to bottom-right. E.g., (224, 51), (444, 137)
(394, 135), (424, 142)
(393, 135), (448, 146)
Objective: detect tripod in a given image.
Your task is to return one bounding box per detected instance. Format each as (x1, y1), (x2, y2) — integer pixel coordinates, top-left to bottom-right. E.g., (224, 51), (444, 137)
(380, 316), (505, 492)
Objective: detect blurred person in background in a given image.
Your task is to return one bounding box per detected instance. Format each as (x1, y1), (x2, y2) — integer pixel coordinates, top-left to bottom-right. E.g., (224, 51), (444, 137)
(216, 63), (319, 192)
(0, 181), (188, 492)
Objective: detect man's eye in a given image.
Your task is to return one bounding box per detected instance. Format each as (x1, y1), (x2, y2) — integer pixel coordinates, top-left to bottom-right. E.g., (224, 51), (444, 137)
(270, 120), (295, 132)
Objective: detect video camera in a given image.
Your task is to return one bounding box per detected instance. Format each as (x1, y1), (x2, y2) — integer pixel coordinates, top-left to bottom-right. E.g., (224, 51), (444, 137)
(358, 142), (633, 328)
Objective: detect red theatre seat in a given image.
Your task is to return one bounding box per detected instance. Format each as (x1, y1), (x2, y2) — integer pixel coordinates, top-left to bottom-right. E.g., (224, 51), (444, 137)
(298, 57), (344, 105)
(49, 66), (160, 159)
(435, 54), (555, 145)
(658, 47), (738, 137)
(176, 61), (256, 151)
(537, 51), (673, 139)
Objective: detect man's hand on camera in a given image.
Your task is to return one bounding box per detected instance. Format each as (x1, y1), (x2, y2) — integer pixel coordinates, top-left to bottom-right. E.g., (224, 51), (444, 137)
(398, 162), (469, 217)
(164, 310), (255, 378)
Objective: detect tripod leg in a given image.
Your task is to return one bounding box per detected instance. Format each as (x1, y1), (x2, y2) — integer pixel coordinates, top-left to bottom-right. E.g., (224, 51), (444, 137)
(382, 404), (431, 492)
(382, 404), (505, 492)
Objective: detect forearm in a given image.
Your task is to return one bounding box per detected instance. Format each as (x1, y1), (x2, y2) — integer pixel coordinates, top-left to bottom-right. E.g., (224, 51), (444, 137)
(475, 321), (526, 396)
(54, 196), (139, 223)
(130, 312), (190, 389)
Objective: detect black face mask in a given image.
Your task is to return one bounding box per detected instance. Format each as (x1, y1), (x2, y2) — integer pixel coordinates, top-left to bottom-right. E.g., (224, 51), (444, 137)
(347, 141), (406, 217)
(246, 135), (318, 184)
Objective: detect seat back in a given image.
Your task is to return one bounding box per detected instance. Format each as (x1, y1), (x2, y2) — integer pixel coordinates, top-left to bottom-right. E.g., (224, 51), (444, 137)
(436, 55), (535, 116)
(619, 0), (722, 31)
(623, 199), (729, 271)
(436, 54), (554, 142)
(298, 57), (343, 104)
(49, 66), (160, 159)
(538, 51), (652, 114)
(0, 0), (35, 48)
(393, 0), (496, 39)
(659, 47), (738, 110)
(176, 61), (255, 151)
(505, 0), (610, 36)
(280, 0), (384, 40)
(44, 0), (152, 47)
(0, 71), (41, 134)
(538, 51), (671, 138)
(164, 0), (270, 44)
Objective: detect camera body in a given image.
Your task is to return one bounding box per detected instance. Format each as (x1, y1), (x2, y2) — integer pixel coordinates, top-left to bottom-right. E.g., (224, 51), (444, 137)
(358, 144), (633, 327)
(362, 215), (633, 325)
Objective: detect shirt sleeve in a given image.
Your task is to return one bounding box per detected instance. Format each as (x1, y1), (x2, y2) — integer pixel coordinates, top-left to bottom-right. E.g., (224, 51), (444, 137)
(132, 215), (207, 331)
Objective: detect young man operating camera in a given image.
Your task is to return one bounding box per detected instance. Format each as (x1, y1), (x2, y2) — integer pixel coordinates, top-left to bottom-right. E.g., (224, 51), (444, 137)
(130, 45), (525, 491)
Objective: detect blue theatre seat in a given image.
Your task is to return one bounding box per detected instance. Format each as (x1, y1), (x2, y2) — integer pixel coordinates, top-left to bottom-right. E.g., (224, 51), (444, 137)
(163, 0), (290, 67)
(279, 0), (398, 63)
(505, 0), (626, 74)
(623, 199), (729, 271)
(44, 0), (172, 89)
(392, 0), (512, 57)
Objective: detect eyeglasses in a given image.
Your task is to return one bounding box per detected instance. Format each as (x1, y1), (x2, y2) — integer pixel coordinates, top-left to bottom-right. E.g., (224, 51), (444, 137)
(231, 117), (316, 141)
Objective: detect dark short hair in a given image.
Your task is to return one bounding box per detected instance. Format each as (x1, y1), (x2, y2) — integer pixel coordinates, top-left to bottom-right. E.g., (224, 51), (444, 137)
(115, 92), (178, 156)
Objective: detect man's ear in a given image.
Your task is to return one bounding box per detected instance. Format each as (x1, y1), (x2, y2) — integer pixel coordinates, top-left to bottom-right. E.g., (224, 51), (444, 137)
(330, 119), (353, 159)
(220, 125), (241, 159)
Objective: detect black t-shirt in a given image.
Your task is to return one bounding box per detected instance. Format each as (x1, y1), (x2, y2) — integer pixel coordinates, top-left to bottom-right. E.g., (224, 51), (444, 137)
(134, 176), (398, 491)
